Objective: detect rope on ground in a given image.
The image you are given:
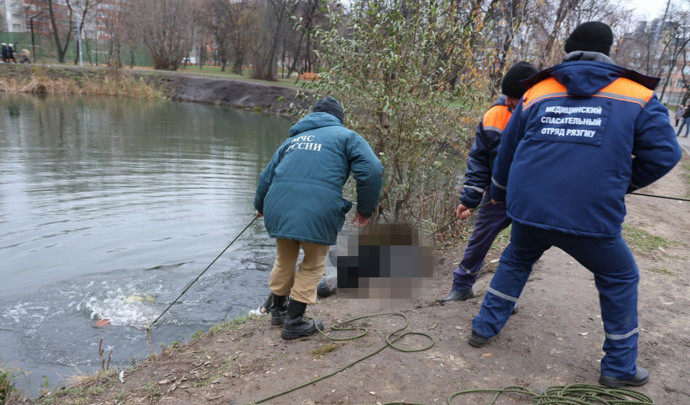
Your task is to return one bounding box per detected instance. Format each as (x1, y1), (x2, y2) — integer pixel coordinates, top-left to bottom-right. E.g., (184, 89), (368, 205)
(249, 313), (653, 405)
(251, 312), (435, 404)
(447, 383), (654, 405)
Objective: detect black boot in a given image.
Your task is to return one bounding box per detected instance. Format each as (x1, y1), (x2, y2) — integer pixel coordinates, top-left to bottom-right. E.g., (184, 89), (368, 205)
(270, 294), (288, 326)
(281, 300), (323, 340)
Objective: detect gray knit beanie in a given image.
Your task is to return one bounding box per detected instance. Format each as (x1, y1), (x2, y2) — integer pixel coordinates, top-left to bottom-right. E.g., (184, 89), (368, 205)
(312, 96), (344, 123)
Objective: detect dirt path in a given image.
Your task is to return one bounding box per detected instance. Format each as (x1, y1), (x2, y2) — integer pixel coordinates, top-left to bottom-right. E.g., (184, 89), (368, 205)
(22, 155), (689, 405)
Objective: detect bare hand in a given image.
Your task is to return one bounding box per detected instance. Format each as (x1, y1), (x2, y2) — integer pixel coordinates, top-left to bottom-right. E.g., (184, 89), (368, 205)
(456, 204), (472, 220)
(353, 212), (369, 227)
(256, 210), (263, 218)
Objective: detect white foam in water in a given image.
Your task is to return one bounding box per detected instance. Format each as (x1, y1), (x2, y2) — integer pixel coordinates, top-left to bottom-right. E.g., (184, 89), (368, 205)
(4, 303), (47, 325)
(79, 289), (159, 329)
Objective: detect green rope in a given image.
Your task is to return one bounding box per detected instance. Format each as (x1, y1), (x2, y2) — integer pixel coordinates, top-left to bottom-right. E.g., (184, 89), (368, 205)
(250, 312), (653, 405)
(252, 312), (435, 404)
(447, 383), (654, 405)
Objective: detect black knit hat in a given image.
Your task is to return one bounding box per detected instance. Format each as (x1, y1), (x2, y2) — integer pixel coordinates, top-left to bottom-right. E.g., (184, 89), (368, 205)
(501, 61), (538, 99)
(312, 96), (344, 123)
(564, 21), (614, 56)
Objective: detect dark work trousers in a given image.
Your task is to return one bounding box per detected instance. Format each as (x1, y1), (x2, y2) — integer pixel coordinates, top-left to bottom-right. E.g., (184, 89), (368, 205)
(472, 222), (640, 380)
(677, 117), (690, 137)
(452, 192), (512, 292)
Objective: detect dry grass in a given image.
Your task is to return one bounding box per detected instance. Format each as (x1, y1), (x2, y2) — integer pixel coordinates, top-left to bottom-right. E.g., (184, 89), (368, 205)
(0, 67), (163, 99)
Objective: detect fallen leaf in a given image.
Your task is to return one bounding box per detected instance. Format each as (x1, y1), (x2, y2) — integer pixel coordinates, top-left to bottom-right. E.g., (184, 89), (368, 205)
(482, 353), (492, 357)
(428, 322), (438, 330)
(370, 391), (376, 395)
(579, 332), (588, 336)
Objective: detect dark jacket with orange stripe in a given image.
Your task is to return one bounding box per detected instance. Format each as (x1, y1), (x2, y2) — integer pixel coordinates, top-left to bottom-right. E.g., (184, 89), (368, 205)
(460, 95), (512, 208)
(491, 58), (682, 237)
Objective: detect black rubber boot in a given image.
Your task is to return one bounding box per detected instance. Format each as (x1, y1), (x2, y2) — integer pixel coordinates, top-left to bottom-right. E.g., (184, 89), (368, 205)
(599, 366), (649, 387)
(439, 289), (474, 303)
(281, 300), (323, 340)
(270, 294), (288, 326)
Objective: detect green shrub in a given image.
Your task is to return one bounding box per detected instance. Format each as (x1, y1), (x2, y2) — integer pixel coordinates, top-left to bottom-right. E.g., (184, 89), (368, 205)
(0, 366), (18, 404)
(305, 0), (492, 231)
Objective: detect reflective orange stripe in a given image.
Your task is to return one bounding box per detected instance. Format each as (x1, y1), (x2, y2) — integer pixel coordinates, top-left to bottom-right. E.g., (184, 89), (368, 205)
(522, 78), (567, 110)
(523, 77), (654, 110)
(596, 78), (654, 107)
(482, 105), (512, 132)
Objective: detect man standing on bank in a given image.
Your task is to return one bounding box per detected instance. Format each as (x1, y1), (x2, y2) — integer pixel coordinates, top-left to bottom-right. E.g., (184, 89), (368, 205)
(254, 96), (383, 340)
(468, 22), (682, 388)
(439, 61), (538, 304)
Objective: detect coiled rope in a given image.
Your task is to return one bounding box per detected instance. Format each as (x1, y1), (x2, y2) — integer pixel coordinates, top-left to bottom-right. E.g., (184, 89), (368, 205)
(447, 383), (653, 404)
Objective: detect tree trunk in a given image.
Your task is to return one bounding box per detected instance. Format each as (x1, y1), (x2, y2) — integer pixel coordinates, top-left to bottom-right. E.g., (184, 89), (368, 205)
(539, 0), (580, 68)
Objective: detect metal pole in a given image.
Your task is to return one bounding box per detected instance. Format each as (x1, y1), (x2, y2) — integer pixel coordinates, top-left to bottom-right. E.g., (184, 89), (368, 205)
(78, 18), (83, 67)
(30, 15), (37, 64)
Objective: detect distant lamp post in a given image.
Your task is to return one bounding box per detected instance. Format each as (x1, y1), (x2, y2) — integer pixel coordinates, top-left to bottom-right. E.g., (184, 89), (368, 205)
(29, 14), (39, 63)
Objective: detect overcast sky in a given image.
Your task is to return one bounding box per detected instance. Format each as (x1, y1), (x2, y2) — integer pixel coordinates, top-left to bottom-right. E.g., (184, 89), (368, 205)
(626, 0), (683, 19)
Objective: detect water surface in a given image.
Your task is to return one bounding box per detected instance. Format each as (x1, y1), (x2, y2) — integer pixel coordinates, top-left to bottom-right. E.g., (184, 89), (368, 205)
(0, 94), (291, 394)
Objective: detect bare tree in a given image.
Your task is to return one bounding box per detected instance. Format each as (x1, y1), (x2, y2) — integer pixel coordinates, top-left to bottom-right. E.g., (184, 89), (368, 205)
(250, 0), (298, 80)
(130, 0), (195, 70)
(200, 0), (232, 71)
(538, 0), (581, 67)
(658, 21), (690, 102)
(33, 0), (77, 63)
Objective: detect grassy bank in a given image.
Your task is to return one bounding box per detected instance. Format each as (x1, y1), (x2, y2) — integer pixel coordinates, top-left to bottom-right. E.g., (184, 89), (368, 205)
(0, 64), (163, 99)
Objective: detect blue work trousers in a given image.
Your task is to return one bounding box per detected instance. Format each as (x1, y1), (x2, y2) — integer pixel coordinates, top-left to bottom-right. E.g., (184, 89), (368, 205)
(677, 117), (690, 137)
(452, 193), (512, 292)
(472, 222), (640, 380)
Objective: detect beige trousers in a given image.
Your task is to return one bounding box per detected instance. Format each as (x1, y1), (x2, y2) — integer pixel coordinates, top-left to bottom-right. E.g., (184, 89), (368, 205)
(269, 238), (330, 304)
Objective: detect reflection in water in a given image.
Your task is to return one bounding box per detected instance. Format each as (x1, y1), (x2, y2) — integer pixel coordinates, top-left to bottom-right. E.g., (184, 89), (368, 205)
(0, 94), (291, 395)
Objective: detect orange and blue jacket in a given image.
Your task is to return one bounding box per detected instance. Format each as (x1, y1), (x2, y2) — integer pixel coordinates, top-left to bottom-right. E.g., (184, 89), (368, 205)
(460, 95), (513, 208)
(491, 61), (682, 237)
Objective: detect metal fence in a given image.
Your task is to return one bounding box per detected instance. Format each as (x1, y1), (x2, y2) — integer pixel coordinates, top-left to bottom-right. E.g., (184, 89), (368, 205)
(0, 32), (154, 67)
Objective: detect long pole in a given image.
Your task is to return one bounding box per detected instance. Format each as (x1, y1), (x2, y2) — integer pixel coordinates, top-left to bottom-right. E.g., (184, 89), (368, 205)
(147, 215), (259, 331)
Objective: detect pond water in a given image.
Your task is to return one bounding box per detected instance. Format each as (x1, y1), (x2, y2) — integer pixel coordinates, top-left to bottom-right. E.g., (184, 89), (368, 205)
(0, 94), (293, 395)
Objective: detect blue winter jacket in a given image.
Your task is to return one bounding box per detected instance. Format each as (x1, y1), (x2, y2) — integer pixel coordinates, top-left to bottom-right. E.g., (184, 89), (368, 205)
(254, 112), (383, 245)
(460, 95), (513, 208)
(491, 58), (682, 237)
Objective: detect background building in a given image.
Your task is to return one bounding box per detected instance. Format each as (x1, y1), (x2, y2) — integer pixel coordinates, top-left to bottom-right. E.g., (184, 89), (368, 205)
(1, 0), (27, 32)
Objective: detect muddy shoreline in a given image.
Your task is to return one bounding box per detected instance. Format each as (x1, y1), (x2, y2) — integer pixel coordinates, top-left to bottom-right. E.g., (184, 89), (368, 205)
(142, 72), (306, 114)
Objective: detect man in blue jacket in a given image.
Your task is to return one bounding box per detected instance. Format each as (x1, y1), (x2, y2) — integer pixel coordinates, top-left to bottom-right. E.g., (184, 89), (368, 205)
(254, 96), (383, 340)
(439, 61), (537, 304)
(468, 22), (682, 387)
